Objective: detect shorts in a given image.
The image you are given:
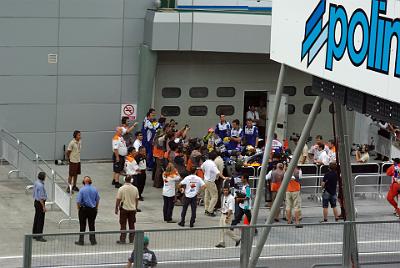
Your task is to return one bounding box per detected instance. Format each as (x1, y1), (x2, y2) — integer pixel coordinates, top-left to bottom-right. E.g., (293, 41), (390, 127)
(69, 162), (81, 177)
(112, 154), (125, 173)
(322, 191), (337, 208)
(285, 191), (301, 211)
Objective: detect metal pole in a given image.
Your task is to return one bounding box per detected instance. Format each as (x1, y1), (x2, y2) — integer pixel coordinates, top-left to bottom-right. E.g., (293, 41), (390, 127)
(133, 230), (144, 268)
(17, 139), (21, 177)
(240, 227), (252, 268)
(334, 103), (359, 267)
(35, 154), (39, 179)
(248, 96), (323, 268)
(250, 64), (286, 242)
(23, 234), (32, 268)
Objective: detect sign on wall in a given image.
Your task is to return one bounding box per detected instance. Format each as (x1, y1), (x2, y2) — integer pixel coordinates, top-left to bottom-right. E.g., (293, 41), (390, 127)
(271, 0), (400, 104)
(121, 104), (137, 121)
(176, 0), (272, 10)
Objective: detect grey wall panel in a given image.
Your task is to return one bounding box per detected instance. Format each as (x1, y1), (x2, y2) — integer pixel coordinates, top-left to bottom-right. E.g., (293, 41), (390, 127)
(0, 0), (59, 18)
(55, 131), (114, 160)
(121, 75), (138, 103)
(122, 47), (140, 75)
(59, 19), (123, 46)
(123, 19), (145, 47)
(0, 19), (58, 46)
(58, 47), (122, 75)
(60, 0), (123, 18)
(0, 76), (57, 104)
(56, 104), (120, 132)
(0, 104), (56, 133)
(178, 13), (193, 50)
(15, 132), (56, 160)
(125, 0), (154, 19)
(0, 47), (57, 75)
(58, 76), (121, 104)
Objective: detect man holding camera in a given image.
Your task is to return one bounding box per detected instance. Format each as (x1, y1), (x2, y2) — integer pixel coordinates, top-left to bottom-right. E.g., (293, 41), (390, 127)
(355, 144), (369, 163)
(231, 174), (252, 226)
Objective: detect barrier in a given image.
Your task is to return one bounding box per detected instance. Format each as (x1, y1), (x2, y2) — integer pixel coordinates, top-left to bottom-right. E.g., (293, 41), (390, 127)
(0, 129), (77, 226)
(22, 220), (400, 268)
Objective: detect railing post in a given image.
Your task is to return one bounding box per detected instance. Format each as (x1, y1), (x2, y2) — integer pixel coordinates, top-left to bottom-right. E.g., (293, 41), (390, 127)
(35, 154), (39, 179)
(23, 234), (32, 268)
(240, 227), (252, 268)
(50, 169), (56, 210)
(16, 139), (21, 177)
(133, 230), (144, 268)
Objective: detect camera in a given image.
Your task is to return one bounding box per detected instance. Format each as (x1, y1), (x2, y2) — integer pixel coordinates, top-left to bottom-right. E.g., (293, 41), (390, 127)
(289, 133), (312, 143)
(235, 191), (246, 203)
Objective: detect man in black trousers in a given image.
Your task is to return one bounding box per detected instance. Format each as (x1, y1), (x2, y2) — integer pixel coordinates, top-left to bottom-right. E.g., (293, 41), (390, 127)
(32, 172), (47, 242)
(75, 176), (100, 246)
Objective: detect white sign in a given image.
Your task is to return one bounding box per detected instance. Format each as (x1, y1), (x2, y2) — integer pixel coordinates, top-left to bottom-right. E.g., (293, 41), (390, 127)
(271, 0), (400, 104)
(176, 0), (272, 10)
(121, 104), (137, 121)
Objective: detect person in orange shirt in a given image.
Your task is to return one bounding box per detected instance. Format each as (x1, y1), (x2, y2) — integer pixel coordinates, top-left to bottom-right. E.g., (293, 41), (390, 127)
(286, 166), (302, 227)
(269, 163), (285, 222)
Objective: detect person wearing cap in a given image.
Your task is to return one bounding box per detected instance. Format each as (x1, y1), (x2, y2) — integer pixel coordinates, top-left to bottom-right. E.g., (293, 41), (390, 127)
(215, 186), (241, 248)
(75, 176), (100, 246)
(32, 172), (47, 242)
(115, 176), (139, 244)
(127, 236), (157, 267)
(386, 158), (400, 216)
(112, 127), (128, 188)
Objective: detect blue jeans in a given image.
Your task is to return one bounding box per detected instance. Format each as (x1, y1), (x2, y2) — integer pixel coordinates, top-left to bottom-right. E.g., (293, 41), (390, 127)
(322, 191), (337, 208)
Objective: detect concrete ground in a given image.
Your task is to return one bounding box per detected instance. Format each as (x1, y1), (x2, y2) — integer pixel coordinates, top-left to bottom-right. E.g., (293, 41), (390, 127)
(0, 162), (399, 268)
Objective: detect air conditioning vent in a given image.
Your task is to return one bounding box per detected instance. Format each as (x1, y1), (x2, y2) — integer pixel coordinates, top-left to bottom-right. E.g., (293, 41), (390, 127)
(48, 54), (57, 64)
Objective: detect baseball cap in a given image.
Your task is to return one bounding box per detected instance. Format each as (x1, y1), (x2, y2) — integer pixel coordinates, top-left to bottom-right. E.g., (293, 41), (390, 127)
(208, 128), (214, 132)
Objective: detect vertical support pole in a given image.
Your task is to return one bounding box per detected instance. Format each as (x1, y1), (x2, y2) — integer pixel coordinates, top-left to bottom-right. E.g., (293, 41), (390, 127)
(250, 64), (286, 244)
(23, 235), (32, 268)
(334, 103), (359, 268)
(16, 139), (21, 177)
(133, 230), (144, 268)
(248, 96), (323, 268)
(50, 170), (56, 210)
(35, 154), (39, 179)
(240, 227), (252, 268)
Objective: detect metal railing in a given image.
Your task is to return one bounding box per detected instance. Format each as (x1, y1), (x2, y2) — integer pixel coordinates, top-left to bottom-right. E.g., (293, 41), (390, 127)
(22, 220), (400, 268)
(0, 129), (78, 225)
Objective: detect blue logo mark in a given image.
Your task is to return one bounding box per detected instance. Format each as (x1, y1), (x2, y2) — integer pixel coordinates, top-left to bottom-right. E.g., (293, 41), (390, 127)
(301, 0), (400, 78)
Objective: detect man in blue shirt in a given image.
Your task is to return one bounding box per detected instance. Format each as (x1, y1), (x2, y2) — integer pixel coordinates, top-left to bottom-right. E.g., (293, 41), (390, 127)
(75, 176), (100, 246)
(32, 172), (47, 242)
(215, 114), (231, 141)
(227, 119), (243, 152)
(243, 118), (259, 147)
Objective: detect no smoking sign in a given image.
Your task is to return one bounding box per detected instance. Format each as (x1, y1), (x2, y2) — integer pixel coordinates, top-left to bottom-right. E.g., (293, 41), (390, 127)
(121, 104), (137, 120)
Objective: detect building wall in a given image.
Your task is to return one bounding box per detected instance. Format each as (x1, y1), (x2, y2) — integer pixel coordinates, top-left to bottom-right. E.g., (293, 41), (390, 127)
(154, 52), (334, 147)
(0, 0), (153, 160)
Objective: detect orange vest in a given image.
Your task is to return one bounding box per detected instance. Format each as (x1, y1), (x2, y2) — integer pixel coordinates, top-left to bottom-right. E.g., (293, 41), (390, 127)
(153, 145), (164, 159)
(287, 180), (301, 192)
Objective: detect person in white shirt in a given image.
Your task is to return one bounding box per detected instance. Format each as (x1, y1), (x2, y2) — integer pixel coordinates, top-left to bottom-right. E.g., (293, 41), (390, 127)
(178, 169), (207, 228)
(355, 144), (370, 163)
(315, 143), (330, 166)
(293, 137), (309, 164)
(133, 131), (143, 152)
(125, 148), (139, 177)
(215, 186), (241, 248)
(162, 163), (181, 223)
(201, 151), (227, 217)
(112, 127), (128, 188)
(327, 140), (337, 163)
(246, 105), (260, 126)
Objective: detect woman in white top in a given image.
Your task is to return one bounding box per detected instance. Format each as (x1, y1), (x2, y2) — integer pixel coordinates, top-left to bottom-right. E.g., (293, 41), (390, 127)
(162, 163), (181, 223)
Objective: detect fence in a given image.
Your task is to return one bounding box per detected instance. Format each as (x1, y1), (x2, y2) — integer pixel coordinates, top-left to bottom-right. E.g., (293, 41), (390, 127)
(0, 129), (77, 225)
(23, 220), (400, 268)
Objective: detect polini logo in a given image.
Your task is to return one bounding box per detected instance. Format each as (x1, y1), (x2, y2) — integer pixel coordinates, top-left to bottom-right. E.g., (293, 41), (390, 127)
(301, 0), (400, 78)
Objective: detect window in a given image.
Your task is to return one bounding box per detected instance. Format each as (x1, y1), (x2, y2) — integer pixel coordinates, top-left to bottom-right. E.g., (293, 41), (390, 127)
(304, 86), (317, 96)
(189, 87), (208, 98)
(288, 104), (296, 115)
(189, 106), (208, 116)
(161, 106), (180, 117)
(283, 86), (297, 96)
(303, 104), (321, 114)
(162, 87), (181, 98)
(216, 105), (235, 116)
(217, 87), (236, 97)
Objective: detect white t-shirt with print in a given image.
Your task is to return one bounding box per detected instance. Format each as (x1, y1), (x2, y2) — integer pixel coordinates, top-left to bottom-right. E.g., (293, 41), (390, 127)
(162, 174), (181, 197)
(180, 175), (205, 198)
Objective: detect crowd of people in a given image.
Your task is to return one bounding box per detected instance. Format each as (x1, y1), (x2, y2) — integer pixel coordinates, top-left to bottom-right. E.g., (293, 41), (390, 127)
(30, 107), (400, 266)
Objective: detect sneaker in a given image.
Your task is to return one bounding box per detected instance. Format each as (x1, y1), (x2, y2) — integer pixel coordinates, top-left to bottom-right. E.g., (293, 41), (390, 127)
(115, 183), (121, 189)
(75, 241), (84, 246)
(66, 187), (70, 193)
(205, 211), (209, 216)
(139, 197), (144, 201)
(178, 222), (185, 227)
(116, 240), (126, 244)
(208, 212), (216, 217)
(189, 223), (194, 228)
(320, 219), (328, 223)
(112, 180), (116, 185)
(215, 243), (225, 248)
(72, 186), (79, 192)
(167, 220), (177, 223)
(235, 240), (241, 247)
(295, 224), (303, 228)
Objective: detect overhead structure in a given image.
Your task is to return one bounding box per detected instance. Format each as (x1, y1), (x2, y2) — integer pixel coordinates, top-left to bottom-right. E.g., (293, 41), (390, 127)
(249, 0), (400, 267)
